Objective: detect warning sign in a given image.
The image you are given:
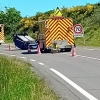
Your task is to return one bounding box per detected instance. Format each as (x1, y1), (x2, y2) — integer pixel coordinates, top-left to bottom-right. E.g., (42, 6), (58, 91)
(54, 7), (62, 17)
(74, 24), (83, 37)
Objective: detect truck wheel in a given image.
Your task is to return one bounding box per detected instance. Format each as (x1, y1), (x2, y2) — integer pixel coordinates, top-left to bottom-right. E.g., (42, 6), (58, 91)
(0, 43), (1, 45)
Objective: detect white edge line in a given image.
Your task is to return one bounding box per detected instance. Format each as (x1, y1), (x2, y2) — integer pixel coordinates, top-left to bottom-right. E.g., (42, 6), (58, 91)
(21, 57), (27, 59)
(10, 55), (16, 57)
(87, 49), (94, 51)
(0, 53), (4, 54)
(50, 68), (98, 100)
(77, 55), (100, 61)
(67, 54), (100, 61)
(37, 62), (49, 68)
(30, 59), (36, 62)
(38, 62), (44, 65)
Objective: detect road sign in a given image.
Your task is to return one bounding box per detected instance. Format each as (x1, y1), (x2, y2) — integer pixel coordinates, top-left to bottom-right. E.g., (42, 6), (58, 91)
(74, 24), (83, 37)
(54, 7), (62, 17)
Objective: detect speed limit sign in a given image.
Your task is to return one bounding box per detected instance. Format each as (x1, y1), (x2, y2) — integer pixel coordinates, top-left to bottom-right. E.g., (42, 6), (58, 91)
(74, 24), (83, 37)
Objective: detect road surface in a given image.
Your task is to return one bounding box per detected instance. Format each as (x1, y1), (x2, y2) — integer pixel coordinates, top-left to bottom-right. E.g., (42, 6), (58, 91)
(0, 44), (100, 100)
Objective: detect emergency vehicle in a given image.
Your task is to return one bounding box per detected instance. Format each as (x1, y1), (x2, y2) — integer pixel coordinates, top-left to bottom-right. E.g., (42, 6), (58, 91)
(33, 7), (74, 52)
(0, 24), (4, 45)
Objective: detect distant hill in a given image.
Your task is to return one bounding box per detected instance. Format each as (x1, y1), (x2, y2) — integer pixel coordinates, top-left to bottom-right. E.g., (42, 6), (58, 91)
(67, 3), (100, 46)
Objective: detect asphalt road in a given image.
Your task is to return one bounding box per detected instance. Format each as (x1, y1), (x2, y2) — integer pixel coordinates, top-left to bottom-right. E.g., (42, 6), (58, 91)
(0, 44), (100, 100)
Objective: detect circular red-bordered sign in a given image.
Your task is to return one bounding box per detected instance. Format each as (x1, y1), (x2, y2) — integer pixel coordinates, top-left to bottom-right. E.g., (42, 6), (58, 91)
(74, 24), (83, 34)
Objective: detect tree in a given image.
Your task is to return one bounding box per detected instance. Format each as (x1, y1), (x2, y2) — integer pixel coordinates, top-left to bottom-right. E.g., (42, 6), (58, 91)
(91, 6), (100, 25)
(61, 6), (69, 17)
(0, 11), (6, 24)
(0, 7), (22, 36)
(6, 7), (22, 34)
(35, 12), (44, 20)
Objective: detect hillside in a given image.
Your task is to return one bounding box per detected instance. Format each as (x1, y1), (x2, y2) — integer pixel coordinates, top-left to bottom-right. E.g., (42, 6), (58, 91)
(20, 3), (100, 46)
(71, 3), (100, 46)
(0, 2), (100, 46)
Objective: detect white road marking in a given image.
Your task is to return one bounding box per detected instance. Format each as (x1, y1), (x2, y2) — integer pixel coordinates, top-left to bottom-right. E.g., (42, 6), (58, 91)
(21, 57), (27, 59)
(10, 55), (16, 57)
(0, 53), (4, 54)
(65, 53), (100, 61)
(37, 62), (49, 68)
(77, 55), (100, 61)
(30, 59), (36, 62)
(50, 68), (98, 100)
(87, 49), (94, 51)
(38, 62), (44, 66)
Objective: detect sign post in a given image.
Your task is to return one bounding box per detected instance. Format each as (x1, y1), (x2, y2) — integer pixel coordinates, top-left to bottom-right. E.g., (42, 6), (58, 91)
(73, 24), (85, 44)
(74, 24), (83, 37)
(83, 29), (85, 44)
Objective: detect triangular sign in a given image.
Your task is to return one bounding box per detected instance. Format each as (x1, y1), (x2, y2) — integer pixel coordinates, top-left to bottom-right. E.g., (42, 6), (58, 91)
(54, 7), (62, 17)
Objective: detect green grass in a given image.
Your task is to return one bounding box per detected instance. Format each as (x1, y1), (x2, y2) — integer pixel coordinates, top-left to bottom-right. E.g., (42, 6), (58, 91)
(75, 28), (100, 47)
(0, 55), (60, 100)
(5, 35), (13, 43)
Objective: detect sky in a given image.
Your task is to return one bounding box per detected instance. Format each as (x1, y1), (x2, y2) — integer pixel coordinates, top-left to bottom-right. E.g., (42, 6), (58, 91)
(0, 0), (100, 17)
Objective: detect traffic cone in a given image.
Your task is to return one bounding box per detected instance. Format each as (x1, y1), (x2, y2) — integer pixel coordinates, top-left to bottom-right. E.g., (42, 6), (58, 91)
(37, 45), (41, 54)
(9, 44), (12, 51)
(71, 46), (76, 57)
(28, 45), (31, 52)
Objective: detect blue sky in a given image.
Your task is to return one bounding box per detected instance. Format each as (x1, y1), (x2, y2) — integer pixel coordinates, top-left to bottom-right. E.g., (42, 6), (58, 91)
(0, 0), (100, 17)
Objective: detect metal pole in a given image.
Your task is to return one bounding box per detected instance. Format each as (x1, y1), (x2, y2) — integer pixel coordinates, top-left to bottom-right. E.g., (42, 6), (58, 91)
(83, 30), (85, 45)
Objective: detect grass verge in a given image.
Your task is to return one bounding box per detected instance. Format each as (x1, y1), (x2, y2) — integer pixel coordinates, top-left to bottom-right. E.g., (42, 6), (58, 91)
(0, 55), (60, 100)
